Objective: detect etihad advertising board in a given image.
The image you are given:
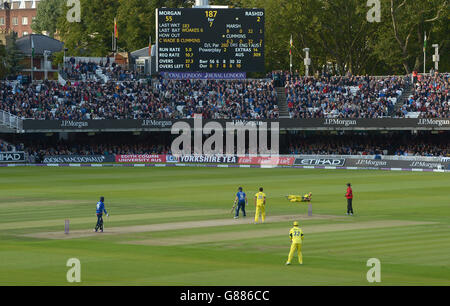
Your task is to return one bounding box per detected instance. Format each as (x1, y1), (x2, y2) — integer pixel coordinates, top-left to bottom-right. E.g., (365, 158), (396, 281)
(0, 152), (26, 163)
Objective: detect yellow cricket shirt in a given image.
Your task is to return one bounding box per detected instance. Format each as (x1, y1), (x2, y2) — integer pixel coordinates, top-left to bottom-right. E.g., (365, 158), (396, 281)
(255, 192), (266, 206)
(289, 227), (304, 244)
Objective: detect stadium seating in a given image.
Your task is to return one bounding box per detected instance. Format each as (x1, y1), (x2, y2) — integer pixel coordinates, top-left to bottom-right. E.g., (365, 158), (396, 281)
(396, 73), (449, 118)
(287, 133), (450, 156)
(0, 73), (447, 120)
(0, 139), (24, 152)
(2, 131), (447, 158)
(284, 75), (406, 118)
(0, 78), (279, 120)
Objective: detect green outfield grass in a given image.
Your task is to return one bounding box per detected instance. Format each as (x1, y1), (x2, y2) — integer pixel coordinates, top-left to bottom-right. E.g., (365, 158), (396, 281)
(0, 167), (449, 285)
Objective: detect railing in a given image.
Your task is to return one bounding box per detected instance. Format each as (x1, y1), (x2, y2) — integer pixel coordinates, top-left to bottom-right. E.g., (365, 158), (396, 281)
(0, 110), (23, 132)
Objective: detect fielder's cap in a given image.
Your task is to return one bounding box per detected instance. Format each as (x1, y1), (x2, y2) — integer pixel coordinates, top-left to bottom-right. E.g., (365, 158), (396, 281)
(100, 196), (105, 201)
(293, 221), (299, 226)
(238, 187), (243, 191)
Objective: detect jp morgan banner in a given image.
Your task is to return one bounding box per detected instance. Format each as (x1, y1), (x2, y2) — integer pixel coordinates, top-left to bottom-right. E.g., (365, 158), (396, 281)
(281, 118), (450, 129)
(293, 157), (450, 170)
(23, 119), (175, 131)
(21, 119), (275, 132)
(42, 155), (116, 163)
(0, 152), (26, 163)
(345, 158), (450, 170)
(22, 118), (450, 132)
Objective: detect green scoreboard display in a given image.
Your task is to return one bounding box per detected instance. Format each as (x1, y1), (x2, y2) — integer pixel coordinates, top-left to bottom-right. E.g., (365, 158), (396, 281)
(156, 8), (265, 72)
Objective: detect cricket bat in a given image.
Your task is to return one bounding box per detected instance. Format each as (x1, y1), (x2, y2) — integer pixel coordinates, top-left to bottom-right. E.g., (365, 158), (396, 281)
(230, 202), (236, 214)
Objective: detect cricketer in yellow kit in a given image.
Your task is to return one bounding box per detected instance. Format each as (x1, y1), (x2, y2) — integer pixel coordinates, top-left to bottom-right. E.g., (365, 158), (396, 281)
(254, 187), (266, 223)
(286, 221), (304, 265)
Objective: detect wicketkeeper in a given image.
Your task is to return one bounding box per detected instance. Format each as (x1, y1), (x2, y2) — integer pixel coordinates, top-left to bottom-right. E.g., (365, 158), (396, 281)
(94, 196), (109, 233)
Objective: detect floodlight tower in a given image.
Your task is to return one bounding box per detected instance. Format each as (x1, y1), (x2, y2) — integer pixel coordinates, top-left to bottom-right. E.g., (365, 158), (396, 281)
(303, 48), (311, 77)
(195, 0), (210, 7)
(432, 44), (439, 72)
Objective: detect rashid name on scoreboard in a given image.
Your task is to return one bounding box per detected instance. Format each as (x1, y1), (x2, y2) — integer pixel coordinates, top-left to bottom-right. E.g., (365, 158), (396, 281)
(156, 8), (265, 72)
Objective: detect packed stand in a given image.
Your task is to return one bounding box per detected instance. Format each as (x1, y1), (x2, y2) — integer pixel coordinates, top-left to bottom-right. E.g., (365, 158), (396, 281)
(2, 71), (448, 120)
(101, 64), (138, 81)
(396, 73), (449, 118)
(0, 78), (279, 120)
(0, 139), (25, 152)
(287, 133), (450, 157)
(154, 78), (279, 119)
(281, 73), (405, 118)
(62, 58), (101, 81)
(3, 131), (449, 158)
(25, 143), (171, 158)
(62, 58), (138, 82)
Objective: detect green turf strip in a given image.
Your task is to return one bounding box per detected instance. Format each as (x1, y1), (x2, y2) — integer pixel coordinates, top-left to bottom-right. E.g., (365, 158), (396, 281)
(0, 167), (449, 285)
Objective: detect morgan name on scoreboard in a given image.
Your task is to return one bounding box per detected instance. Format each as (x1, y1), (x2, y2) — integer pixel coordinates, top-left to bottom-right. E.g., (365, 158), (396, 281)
(156, 8), (265, 72)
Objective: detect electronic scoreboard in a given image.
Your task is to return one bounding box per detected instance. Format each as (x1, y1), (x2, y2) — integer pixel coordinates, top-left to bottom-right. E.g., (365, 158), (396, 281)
(156, 8), (265, 72)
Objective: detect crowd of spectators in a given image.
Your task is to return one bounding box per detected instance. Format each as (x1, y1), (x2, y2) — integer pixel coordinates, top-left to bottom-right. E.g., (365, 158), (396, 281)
(62, 58), (138, 82)
(102, 65), (138, 81)
(287, 133), (450, 157)
(25, 143), (171, 158)
(396, 73), (449, 118)
(0, 77), (278, 120)
(1, 69), (449, 121)
(3, 131), (448, 158)
(283, 74), (405, 118)
(0, 139), (25, 152)
(62, 58), (100, 81)
(2, 134), (172, 162)
(154, 78), (279, 119)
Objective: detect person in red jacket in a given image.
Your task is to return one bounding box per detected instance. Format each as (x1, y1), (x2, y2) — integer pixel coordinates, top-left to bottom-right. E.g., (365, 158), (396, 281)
(346, 183), (354, 216)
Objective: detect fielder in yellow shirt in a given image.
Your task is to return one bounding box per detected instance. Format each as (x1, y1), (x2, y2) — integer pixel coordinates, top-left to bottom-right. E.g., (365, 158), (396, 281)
(286, 192), (312, 203)
(254, 187), (266, 223)
(286, 221), (304, 265)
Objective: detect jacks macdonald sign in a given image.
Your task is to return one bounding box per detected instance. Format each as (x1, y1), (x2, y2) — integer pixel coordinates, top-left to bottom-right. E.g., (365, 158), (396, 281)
(22, 118), (450, 132)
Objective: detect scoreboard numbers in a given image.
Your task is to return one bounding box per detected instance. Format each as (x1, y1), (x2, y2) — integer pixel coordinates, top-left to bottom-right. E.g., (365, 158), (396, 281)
(156, 8), (265, 72)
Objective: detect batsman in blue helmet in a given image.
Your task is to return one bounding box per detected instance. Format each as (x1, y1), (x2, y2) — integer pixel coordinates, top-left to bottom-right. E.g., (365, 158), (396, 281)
(233, 187), (248, 219)
(94, 196), (109, 232)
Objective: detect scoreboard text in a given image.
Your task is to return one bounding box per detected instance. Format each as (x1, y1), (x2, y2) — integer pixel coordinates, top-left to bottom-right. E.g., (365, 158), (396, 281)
(156, 8), (265, 72)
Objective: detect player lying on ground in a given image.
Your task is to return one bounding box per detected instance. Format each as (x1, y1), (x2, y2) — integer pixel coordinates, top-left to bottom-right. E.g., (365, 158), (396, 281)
(286, 192), (312, 203)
